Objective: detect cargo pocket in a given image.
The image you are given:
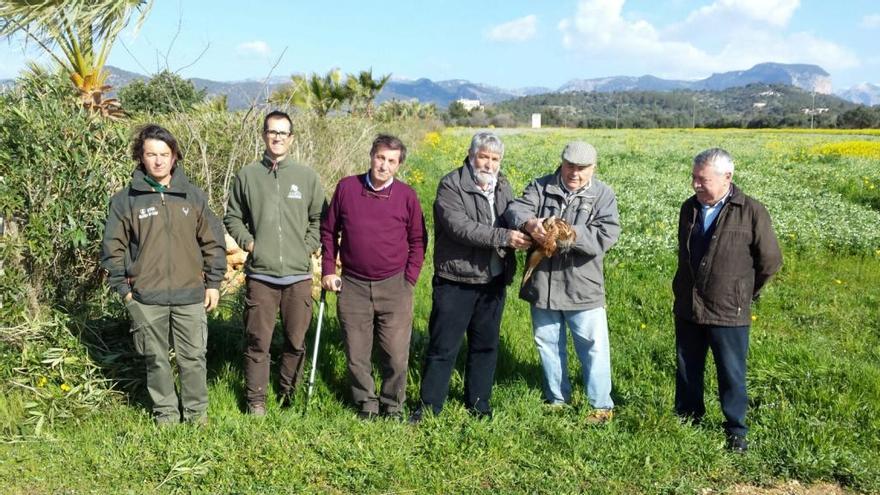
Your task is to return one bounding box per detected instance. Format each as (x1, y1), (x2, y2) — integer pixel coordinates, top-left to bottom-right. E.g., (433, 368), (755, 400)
(126, 298), (148, 356)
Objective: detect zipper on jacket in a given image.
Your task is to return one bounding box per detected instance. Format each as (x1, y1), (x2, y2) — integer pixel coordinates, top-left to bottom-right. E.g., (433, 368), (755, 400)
(276, 173), (284, 270)
(163, 193), (172, 304)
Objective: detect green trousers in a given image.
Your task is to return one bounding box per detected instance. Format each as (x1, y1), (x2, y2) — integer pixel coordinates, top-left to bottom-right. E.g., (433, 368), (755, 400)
(126, 299), (208, 423)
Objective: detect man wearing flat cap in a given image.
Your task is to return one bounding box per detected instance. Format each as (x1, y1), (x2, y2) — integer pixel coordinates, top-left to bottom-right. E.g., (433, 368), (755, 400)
(504, 141), (620, 424)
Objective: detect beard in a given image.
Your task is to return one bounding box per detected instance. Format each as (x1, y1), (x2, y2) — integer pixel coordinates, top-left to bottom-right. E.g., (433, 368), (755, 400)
(475, 170), (497, 190)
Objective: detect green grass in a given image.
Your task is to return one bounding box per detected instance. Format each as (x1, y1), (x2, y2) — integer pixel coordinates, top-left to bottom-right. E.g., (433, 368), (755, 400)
(2, 128), (879, 494)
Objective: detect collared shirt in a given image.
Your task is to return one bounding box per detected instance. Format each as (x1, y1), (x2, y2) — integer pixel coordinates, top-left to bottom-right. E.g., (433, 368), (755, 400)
(560, 176), (592, 197)
(699, 188), (731, 232)
(365, 172), (393, 191)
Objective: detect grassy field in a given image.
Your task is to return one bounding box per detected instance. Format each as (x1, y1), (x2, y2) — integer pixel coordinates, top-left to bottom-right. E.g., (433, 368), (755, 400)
(2, 128), (879, 494)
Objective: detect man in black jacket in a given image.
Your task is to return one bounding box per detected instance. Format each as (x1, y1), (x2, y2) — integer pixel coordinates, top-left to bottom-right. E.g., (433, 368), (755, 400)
(410, 132), (531, 423)
(672, 148), (782, 452)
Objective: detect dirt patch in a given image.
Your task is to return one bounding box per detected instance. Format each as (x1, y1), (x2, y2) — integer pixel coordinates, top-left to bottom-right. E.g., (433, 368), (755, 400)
(702, 480), (853, 495)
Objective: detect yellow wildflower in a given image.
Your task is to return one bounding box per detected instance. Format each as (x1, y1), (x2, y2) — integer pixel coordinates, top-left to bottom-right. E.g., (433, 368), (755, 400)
(640, 323), (647, 329)
(834, 279), (843, 285)
(60, 383), (71, 392)
(423, 132), (441, 147)
(751, 315), (757, 322)
(36, 376), (47, 388)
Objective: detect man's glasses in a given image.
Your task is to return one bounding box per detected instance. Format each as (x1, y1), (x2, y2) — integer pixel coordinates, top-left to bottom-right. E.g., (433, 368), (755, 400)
(265, 130), (292, 138)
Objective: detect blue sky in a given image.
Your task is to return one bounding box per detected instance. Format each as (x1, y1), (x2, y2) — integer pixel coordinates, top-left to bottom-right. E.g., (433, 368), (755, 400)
(1, 0), (879, 90)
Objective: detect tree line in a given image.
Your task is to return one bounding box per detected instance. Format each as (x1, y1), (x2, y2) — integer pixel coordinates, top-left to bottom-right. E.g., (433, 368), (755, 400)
(480, 84), (880, 129)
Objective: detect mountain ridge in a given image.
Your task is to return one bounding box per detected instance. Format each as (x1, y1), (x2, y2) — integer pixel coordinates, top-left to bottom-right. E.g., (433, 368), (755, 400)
(2, 62), (876, 108)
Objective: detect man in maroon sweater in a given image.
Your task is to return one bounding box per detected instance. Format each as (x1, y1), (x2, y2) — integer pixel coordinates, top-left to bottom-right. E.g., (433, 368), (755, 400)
(320, 134), (427, 420)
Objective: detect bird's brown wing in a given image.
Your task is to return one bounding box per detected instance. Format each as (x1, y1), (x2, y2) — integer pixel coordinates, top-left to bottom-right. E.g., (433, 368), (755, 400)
(522, 249), (545, 287)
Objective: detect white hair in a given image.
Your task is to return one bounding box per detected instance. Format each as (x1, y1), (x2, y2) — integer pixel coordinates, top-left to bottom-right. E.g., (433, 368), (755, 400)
(693, 148), (734, 176)
(468, 132), (504, 160)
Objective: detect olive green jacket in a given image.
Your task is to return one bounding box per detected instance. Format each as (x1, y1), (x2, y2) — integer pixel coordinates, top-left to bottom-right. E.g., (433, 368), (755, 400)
(224, 155), (325, 277)
(101, 168), (227, 305)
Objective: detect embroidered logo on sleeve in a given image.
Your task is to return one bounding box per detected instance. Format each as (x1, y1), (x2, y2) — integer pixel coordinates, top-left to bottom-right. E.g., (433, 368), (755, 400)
(287, 184), (302, 199)
(138, 206), (159, 220)
(182, 206), (190, 216)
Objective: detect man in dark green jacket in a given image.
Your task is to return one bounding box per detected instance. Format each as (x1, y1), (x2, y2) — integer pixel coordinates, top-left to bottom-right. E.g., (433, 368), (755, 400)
(673, 148), (782, 452)
(224, 111), (325, 416)
(101, 124), (226, 425)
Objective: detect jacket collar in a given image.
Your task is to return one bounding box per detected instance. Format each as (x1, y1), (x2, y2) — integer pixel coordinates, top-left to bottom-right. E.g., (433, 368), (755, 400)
(130, 167), (191, 194)
(261, 153), (296, 172)
(545, 166), (592, 199)
(687, 182), (743, 209)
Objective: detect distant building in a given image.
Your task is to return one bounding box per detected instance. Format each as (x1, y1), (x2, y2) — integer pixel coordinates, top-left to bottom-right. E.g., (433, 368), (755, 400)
(801, 107), (830, 114)
(531, 113), (541, 129)
(456, 98), (482, 111)
(753, 102), (767, 109)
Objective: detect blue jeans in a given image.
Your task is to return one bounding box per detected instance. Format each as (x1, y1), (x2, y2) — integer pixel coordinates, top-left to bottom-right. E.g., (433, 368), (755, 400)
(530, 306), (613, 409)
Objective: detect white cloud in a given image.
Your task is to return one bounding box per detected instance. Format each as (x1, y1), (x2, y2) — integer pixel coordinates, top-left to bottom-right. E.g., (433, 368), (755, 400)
(860, 14), (880, 29)
(558, 0), (858, 79)
(486, 15), (538, 42)
(686, 0), (800, 28)
(236, 40), (271, 57)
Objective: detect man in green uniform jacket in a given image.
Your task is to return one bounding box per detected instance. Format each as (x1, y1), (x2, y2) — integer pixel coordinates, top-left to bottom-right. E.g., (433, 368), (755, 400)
(101, 124), (227, 425)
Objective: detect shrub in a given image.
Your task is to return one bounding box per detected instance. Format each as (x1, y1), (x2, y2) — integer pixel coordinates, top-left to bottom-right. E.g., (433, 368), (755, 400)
(118, 70), (207, 115)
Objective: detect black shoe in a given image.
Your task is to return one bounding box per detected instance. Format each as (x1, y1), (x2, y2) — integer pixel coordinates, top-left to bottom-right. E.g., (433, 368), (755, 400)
(278, 392), (293, 409)
(468, 408), (493, 421)
(357, 410), (378, 421)
(408, 407), (425, 425)
(726, 434), (748, 453)
(382, 411), (404, 422)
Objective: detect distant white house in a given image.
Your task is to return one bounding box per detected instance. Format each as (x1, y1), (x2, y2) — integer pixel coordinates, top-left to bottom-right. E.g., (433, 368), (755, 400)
(801, 107), (830, 114)
(531, 113), (541, 129)
(456, 98), (482, 111)
(753, 102), (767, 109)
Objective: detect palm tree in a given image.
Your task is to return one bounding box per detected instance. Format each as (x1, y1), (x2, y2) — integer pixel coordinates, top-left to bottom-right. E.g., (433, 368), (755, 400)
(0, 0), (153, 118)
(346, 69), (390, 118)
(271, 69), (352, 117)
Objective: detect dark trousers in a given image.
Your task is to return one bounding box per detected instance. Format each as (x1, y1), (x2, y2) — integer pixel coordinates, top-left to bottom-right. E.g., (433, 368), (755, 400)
(418, 275), (506, 414)
(243, 278), (313, 405)
(338, 272), (414, 414)
(675, 317), (750, 437)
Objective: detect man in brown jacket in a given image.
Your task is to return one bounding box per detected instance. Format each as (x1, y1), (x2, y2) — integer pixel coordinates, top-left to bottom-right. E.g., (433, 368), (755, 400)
(672, 148), (782, 452)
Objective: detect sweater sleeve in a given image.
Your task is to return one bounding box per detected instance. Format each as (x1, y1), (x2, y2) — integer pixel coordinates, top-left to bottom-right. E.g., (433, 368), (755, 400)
(320, 182), (343, 277)
(404, 190), (427, 285)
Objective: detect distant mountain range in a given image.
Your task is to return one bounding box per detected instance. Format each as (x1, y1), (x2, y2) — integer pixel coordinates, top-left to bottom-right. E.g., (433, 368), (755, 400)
(835, 83), (880, 106)
(2, 62), (877, 108)
(559, 63), (832, 94)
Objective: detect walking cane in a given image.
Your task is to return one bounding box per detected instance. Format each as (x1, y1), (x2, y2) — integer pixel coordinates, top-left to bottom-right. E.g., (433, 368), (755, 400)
(306, 279), (340, 406)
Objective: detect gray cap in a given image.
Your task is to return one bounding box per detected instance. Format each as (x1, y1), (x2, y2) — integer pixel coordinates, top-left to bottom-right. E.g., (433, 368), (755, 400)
(561, 141), (597, 166)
